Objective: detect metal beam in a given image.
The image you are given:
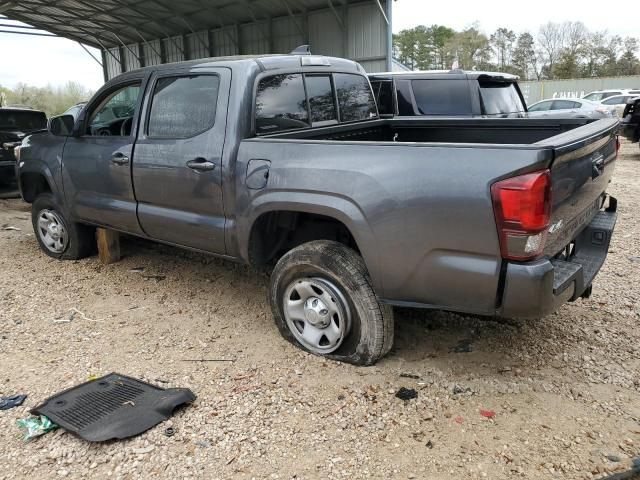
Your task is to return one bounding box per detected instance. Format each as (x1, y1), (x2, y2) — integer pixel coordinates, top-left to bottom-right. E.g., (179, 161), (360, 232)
(191, 0), (238, 48)
(326, 0), (345, 31)
(111, 31), (141, 62)
(0, 2), (17, 14)
(181, 17), (209, 54)
(280, 0), (305, 38)
(373, 0), (389, 25)
(77, 41), (103, 68)
(0, 28), (55, 37)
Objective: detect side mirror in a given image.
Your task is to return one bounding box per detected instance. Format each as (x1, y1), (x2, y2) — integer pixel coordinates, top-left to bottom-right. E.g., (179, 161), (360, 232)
(48, 115), (76, 137)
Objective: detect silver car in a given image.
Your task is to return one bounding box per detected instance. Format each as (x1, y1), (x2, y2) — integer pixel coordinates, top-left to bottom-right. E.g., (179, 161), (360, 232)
(527, 98), (613, 118)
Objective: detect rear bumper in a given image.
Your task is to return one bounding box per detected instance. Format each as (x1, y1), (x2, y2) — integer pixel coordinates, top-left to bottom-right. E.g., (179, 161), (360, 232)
(500, 198), (617, 318)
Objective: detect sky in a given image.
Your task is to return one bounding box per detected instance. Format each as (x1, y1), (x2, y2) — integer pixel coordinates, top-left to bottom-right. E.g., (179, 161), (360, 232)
(0, 0), (638, 91)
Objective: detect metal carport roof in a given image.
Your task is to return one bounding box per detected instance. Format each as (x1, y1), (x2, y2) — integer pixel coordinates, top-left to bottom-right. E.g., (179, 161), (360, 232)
(0, 0), (392, 80)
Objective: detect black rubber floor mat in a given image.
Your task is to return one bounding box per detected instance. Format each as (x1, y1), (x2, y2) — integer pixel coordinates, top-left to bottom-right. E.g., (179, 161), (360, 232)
(32, 373), (196, 442)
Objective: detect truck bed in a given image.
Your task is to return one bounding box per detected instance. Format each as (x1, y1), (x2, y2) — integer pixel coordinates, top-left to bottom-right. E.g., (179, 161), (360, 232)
(265, 117), (604, 146)
(240, 117), (618, 316)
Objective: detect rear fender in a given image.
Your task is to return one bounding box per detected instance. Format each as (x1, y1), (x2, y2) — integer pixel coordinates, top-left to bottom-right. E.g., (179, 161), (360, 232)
(238, 191), (384, 293)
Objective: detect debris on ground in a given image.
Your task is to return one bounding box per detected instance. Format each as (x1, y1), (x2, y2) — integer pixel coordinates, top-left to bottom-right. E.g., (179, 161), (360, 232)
(53, 308), (99, 324)
(141, 274), (166, 281)
(479, 409), (496, 419)
(399, 373), (420, 379)
(31, 373), (196, 442)
(452, 384), (471, 395)
(16, 415), (58, 441)
(395, 387), (418, 401)
(452, 338), (474, 353)
(454, 416), (464, 424)
(180, 358), (236, 363)
(0, 394), (27, 410)
(1, 225), (20, 231)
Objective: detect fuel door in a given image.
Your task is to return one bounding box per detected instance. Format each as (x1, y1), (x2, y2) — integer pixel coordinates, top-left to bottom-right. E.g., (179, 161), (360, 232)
(246, 159), (271, 190)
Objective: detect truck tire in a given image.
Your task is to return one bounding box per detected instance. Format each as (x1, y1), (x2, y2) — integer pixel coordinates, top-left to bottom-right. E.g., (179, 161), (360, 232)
(31, 193), (95, 260)
(269, 240), (394, 366)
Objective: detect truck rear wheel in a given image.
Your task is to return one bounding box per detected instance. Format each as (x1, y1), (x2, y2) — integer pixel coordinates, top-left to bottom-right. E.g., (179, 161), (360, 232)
(31, 193), (95, 260)
(269, 240), (394, 366)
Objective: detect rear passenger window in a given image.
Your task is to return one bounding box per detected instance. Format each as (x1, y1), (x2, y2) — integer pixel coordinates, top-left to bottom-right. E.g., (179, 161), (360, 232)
(372, 80), (395, 115)
(256, 74), (309, 134)
(305, 74), (337, 125)
(479, 80), (526, 115)
(411, 79), (472, 115)
(334, 74), (377, 122)
(148, 75), (219, 138)
(551, 100), (578, 110)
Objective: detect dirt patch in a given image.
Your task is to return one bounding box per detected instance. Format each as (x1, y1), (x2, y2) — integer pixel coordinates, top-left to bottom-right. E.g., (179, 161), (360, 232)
(0, 142), (639, 479)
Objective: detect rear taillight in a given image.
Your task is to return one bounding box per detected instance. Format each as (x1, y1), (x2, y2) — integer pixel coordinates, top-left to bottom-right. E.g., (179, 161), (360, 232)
(491, 170), (551, 261)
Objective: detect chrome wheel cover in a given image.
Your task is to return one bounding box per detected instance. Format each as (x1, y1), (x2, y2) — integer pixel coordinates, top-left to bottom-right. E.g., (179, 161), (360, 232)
(36, 209), (68, 254)
(282, 277), (351, 354)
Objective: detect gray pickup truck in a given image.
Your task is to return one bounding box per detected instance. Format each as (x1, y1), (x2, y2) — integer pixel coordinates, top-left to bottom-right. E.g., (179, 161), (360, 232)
(17, 53), (618, 365)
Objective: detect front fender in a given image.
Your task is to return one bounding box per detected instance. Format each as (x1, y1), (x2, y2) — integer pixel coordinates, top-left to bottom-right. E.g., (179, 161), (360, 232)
(18, 133), (65, 205)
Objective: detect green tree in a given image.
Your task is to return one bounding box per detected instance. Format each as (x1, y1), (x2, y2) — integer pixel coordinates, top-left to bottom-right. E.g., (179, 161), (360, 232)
(0, 81), (92, 116)
(512, 32), (538, 79)
(490, 27), (517, 71)
(554, 22), (588, 78)
(618, 37), (640, 75)
(445, 25), (493, 70)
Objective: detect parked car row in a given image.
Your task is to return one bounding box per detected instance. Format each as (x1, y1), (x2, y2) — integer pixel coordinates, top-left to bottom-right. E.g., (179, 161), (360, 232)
(13, 51), (619, 365)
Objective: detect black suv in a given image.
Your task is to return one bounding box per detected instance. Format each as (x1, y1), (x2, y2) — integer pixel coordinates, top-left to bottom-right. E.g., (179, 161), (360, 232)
(368, 70), (528, 118)
(0, 107), (47, 185)
(621, 97), (640, 144)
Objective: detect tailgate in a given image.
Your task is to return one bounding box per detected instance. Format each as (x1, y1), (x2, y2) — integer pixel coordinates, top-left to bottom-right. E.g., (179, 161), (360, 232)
(537, 118), (618, 257)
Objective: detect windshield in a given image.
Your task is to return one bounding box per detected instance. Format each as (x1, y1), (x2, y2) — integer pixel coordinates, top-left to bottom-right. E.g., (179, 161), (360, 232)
(478, 80), (526, 115)
(583, 92), (603, 101)
(0, 110), (47, 130)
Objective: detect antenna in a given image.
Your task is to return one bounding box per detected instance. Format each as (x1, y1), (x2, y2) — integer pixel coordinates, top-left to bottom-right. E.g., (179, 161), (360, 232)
(290, 45), (311, 55)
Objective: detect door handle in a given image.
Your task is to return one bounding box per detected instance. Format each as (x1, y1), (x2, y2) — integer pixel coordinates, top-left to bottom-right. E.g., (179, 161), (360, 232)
(186, 158), (216, 172)
(111, 152), (129, 166)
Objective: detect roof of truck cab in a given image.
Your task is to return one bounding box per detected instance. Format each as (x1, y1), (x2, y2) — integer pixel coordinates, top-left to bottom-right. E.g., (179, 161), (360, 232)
(368, 70), (519, 81)
(109, 54), (364, 82)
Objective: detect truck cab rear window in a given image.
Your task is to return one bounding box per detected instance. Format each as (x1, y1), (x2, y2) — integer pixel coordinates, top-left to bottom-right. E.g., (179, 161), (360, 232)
(334, 74), (377, 122)
(256, 74), (310, 134)
(306, 75), (337, 125)
(255, 72), (377, 134)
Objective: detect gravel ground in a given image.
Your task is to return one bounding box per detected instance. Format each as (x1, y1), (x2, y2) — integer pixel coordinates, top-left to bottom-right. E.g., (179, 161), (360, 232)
(0, 141), (639, 480)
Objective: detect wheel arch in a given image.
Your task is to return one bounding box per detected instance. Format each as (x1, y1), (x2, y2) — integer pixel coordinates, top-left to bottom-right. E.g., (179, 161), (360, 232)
(19, 165), (59, 204)
(240, 193), (384, 293)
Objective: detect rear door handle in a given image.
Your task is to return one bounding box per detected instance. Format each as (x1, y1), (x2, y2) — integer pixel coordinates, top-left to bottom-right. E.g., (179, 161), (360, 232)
(186, 158), (216, 172)
(111, 152), (129, 166)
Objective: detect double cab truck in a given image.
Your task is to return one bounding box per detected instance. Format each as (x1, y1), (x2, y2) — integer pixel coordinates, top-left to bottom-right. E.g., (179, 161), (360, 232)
(17, 53), (618, 365)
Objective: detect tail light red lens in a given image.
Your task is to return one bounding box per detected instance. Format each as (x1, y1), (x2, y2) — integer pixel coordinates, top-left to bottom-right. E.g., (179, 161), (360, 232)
(491, 170), (551, 261)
